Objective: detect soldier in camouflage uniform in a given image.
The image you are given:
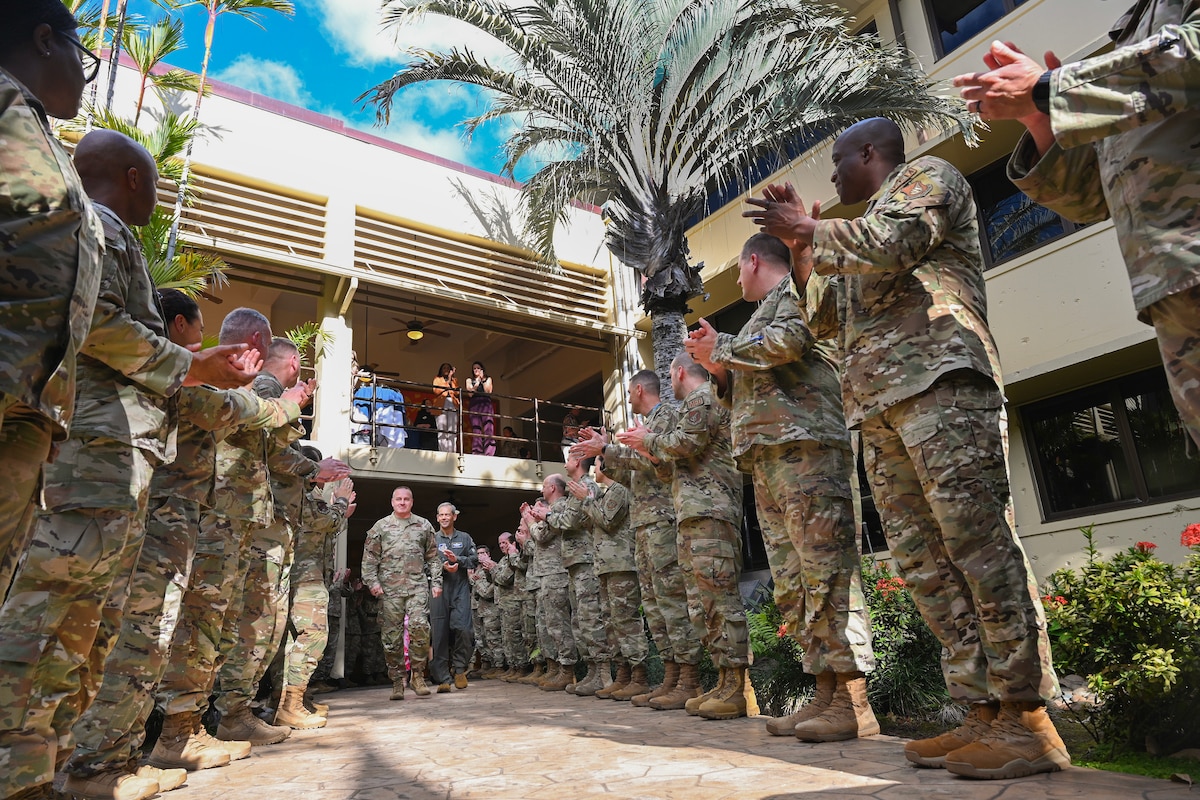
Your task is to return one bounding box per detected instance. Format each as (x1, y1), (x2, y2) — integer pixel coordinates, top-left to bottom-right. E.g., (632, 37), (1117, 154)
(687, 233), (877, 735)
(574, 457), (650, 700)
(539, 459), (612, 696)
(955, 3), (1200, 449)
(0, 131), (259, 800)
(523, 498), (577, 691)
(618, 352), (748, 715)
(0, 3), (103, 602)
(275, 476), (353, 729)
(471, 546), (504, 677)
(490, 532), (529, 680)
(746, 117), (1066, 779)
(362, 486), (443, 699)
(66, 290), (309, 792)
(573, 371), (702, 707)
(513, 521), (543, 684)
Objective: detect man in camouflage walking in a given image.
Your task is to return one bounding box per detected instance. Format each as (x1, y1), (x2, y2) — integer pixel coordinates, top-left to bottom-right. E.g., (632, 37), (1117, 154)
(746, 117), (1066, 779)
(618, 352), (750, 718)
(523, 496), (577, 691)
(489, 532), (529, 680)
(688, 233), (877, 740)
(362, 486), (443, 700)
(954, 2), (1200, 450)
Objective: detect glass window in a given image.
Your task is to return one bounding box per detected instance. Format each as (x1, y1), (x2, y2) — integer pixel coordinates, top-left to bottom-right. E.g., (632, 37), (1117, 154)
(1022, 368), (1200, 520)
(969, 157), (1082, 267)
(926, 0), (1030, 58)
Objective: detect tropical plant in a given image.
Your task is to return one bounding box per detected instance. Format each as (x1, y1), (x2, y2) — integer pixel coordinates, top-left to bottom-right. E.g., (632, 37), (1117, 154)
(361, 0), (974, 394)
(162, 0), (296, 265)
(124, 15), (200, 124)
(285, 321), (333, 368)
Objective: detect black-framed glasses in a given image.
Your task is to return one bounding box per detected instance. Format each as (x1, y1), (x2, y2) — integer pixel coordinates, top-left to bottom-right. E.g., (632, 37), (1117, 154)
(60, 32), (101, 83)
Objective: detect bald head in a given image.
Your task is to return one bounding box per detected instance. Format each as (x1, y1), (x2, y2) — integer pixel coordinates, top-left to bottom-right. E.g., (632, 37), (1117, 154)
(830, 117), (907, 206)
(839, 118), (905, 165)
(74, 130), (159, 227)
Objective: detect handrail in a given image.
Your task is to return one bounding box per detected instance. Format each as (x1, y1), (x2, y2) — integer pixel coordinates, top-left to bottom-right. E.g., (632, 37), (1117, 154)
(350, 374), (607, 464)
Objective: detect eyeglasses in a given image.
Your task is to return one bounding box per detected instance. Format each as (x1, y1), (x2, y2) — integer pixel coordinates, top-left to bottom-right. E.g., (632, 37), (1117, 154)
(60, 32), (101, 83)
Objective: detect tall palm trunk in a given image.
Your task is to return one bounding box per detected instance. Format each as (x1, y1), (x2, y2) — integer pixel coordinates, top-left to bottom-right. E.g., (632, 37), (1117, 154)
(103, 0), (130, 113)
(650, 307), (687, 404)
(165, 7), (216, 265)
(84, 0), (111, 129)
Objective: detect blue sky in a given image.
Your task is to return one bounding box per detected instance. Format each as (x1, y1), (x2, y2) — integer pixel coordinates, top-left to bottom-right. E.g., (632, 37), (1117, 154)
(123, 0), (516, 176)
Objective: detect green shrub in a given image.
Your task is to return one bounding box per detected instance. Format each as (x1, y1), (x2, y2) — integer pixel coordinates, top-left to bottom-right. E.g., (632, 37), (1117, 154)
(1043, 526), (1200, 754)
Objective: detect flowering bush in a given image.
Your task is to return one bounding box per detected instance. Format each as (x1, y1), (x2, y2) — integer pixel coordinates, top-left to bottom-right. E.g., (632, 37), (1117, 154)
(1043, 526), (1200, 754)
(1182, 523), (1200, 549)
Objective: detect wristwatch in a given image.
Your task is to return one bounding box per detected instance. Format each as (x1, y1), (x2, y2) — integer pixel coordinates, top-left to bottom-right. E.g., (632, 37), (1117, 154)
(1032, 70), (1053, 114)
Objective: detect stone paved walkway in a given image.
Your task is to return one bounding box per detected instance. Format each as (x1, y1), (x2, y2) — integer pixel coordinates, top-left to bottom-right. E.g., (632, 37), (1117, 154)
(160, 680), (1194, 800)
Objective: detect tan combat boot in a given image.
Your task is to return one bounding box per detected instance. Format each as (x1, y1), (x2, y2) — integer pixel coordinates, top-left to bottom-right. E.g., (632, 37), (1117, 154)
(540, 661), (574, 692)
(793, 671), (880, 742)
(574, 661), (610, 697)
(686, 667), (727, 715)
(520, 662), (546, 685)
(275, 686), (326, 729)
(147, 711), (233, 771)
(132, 763), (188, 792)
(62, 768), (160, 800)
(698, 666), (759, 720)
(410, 670), (433, 697)
(632, 660), (678, 707)
(649, 662), (701, 710)
(302, 688), (328, 716)
(454, 672), (469, 690)
(217, 703), (291, 746)
(905, 702), (998, 767)
(596, 662), (631, 699)
(564, 661), (585, 694)
(535, 661), (560, 688)
(766, 672), (837, 735)
(943, 701), (1071, 779)
(611, 664), (650, 701)
(390, 676), (407, 700)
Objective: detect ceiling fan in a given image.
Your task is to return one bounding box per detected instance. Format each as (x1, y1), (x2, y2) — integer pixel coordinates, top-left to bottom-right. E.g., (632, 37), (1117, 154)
(378, 316), (451, 344)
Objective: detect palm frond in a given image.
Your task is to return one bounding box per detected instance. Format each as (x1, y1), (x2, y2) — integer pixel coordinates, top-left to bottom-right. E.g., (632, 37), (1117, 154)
(284, 321), (332, 367)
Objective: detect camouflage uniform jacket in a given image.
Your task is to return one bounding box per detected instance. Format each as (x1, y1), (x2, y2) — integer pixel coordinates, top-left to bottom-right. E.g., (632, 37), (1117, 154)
(361, 512), (442, 597)
(1008, 0), (1200, 321)
(0, 69), (103, 438)
(292, 489), (349, 575)
(471, 563), (495, 603)
(582, 480), (637, 575)
(643, 382), (743, 525)
(545, 476), (599, 568)
(72, 204), (192, 455)
(810, 156), (1001, 428)
(256, 371), (318, 523)
(151, 385), (301, 506)
(491, 552), (518, 599)
(710, 274), (851, 478)
(517, 540), (538, 591)
(527, 519), (567, 578)
(602, 402), (678, 529)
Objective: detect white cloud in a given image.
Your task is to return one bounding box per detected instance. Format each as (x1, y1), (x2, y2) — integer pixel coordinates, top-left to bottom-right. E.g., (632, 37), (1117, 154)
(302, 0), (513, 68)
(213, 55), (313, 107)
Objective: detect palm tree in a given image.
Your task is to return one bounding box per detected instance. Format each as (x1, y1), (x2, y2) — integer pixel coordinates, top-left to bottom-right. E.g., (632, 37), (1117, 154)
(163, 0), (295, 265)
(361, 0), (974, 396)
(125, 15), (200, 125)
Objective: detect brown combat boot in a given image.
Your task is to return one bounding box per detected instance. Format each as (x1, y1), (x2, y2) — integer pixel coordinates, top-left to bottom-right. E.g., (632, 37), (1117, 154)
(573, 661), (609, 697)
(686, 667), (727, 715)
(596, 662), (631, 699)
(147, 711), (233, 771)
(132, 764), (187, 792)
(766, 671), (837, 735)
(905, 702), (998, 767)
(698, 666), (759, 720)
(303, 689), (328, 716)
(454, 672), (469, 690)
(649, 662), (701, 710)
(793, 671), (879, 742)
(540, 661), (574, 692)
(611, 664), (650, 701)
(62, 768), (160, 800)
(276, 686), (326, 729)
(217, 703), (291, 745)
(632, 660), (678, 707)
(535, 661), (560, 687)
(410, 670), (433, 697)
(520, 662), (546, 685)
(390, 677), (407, 700)
(943, 701), (1071, 779)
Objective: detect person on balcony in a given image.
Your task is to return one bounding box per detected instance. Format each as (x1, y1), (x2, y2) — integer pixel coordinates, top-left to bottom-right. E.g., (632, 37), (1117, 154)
(465, 361), (496, 455)
(433, 362), (460, 453)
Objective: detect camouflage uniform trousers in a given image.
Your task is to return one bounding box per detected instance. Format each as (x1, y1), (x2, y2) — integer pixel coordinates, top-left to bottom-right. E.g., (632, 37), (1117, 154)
(567, 562), (611, 662)
(1149, 285), (1200, 450)
(0, 396), (55, 598)
(311, 602), (343, 684)
(479, 599), (504, 667)
(283, 572), (329, 688)
(0, 438), (153, 798)
(859, 370), (1058, 704)
(750, 440), (875, 676)
(521, 591), (538, 663)
(67, 494), (201, 778)
(380, 591), (430, 680)
(499, 596), (528, 667)
(637, 521), (703, 664)
(215, 518), (294, 715)
(599, 570), (648, 666)
(536, 574), (576, 665)
(677, 516), (749, 669)
(156, 512), (259, 716)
